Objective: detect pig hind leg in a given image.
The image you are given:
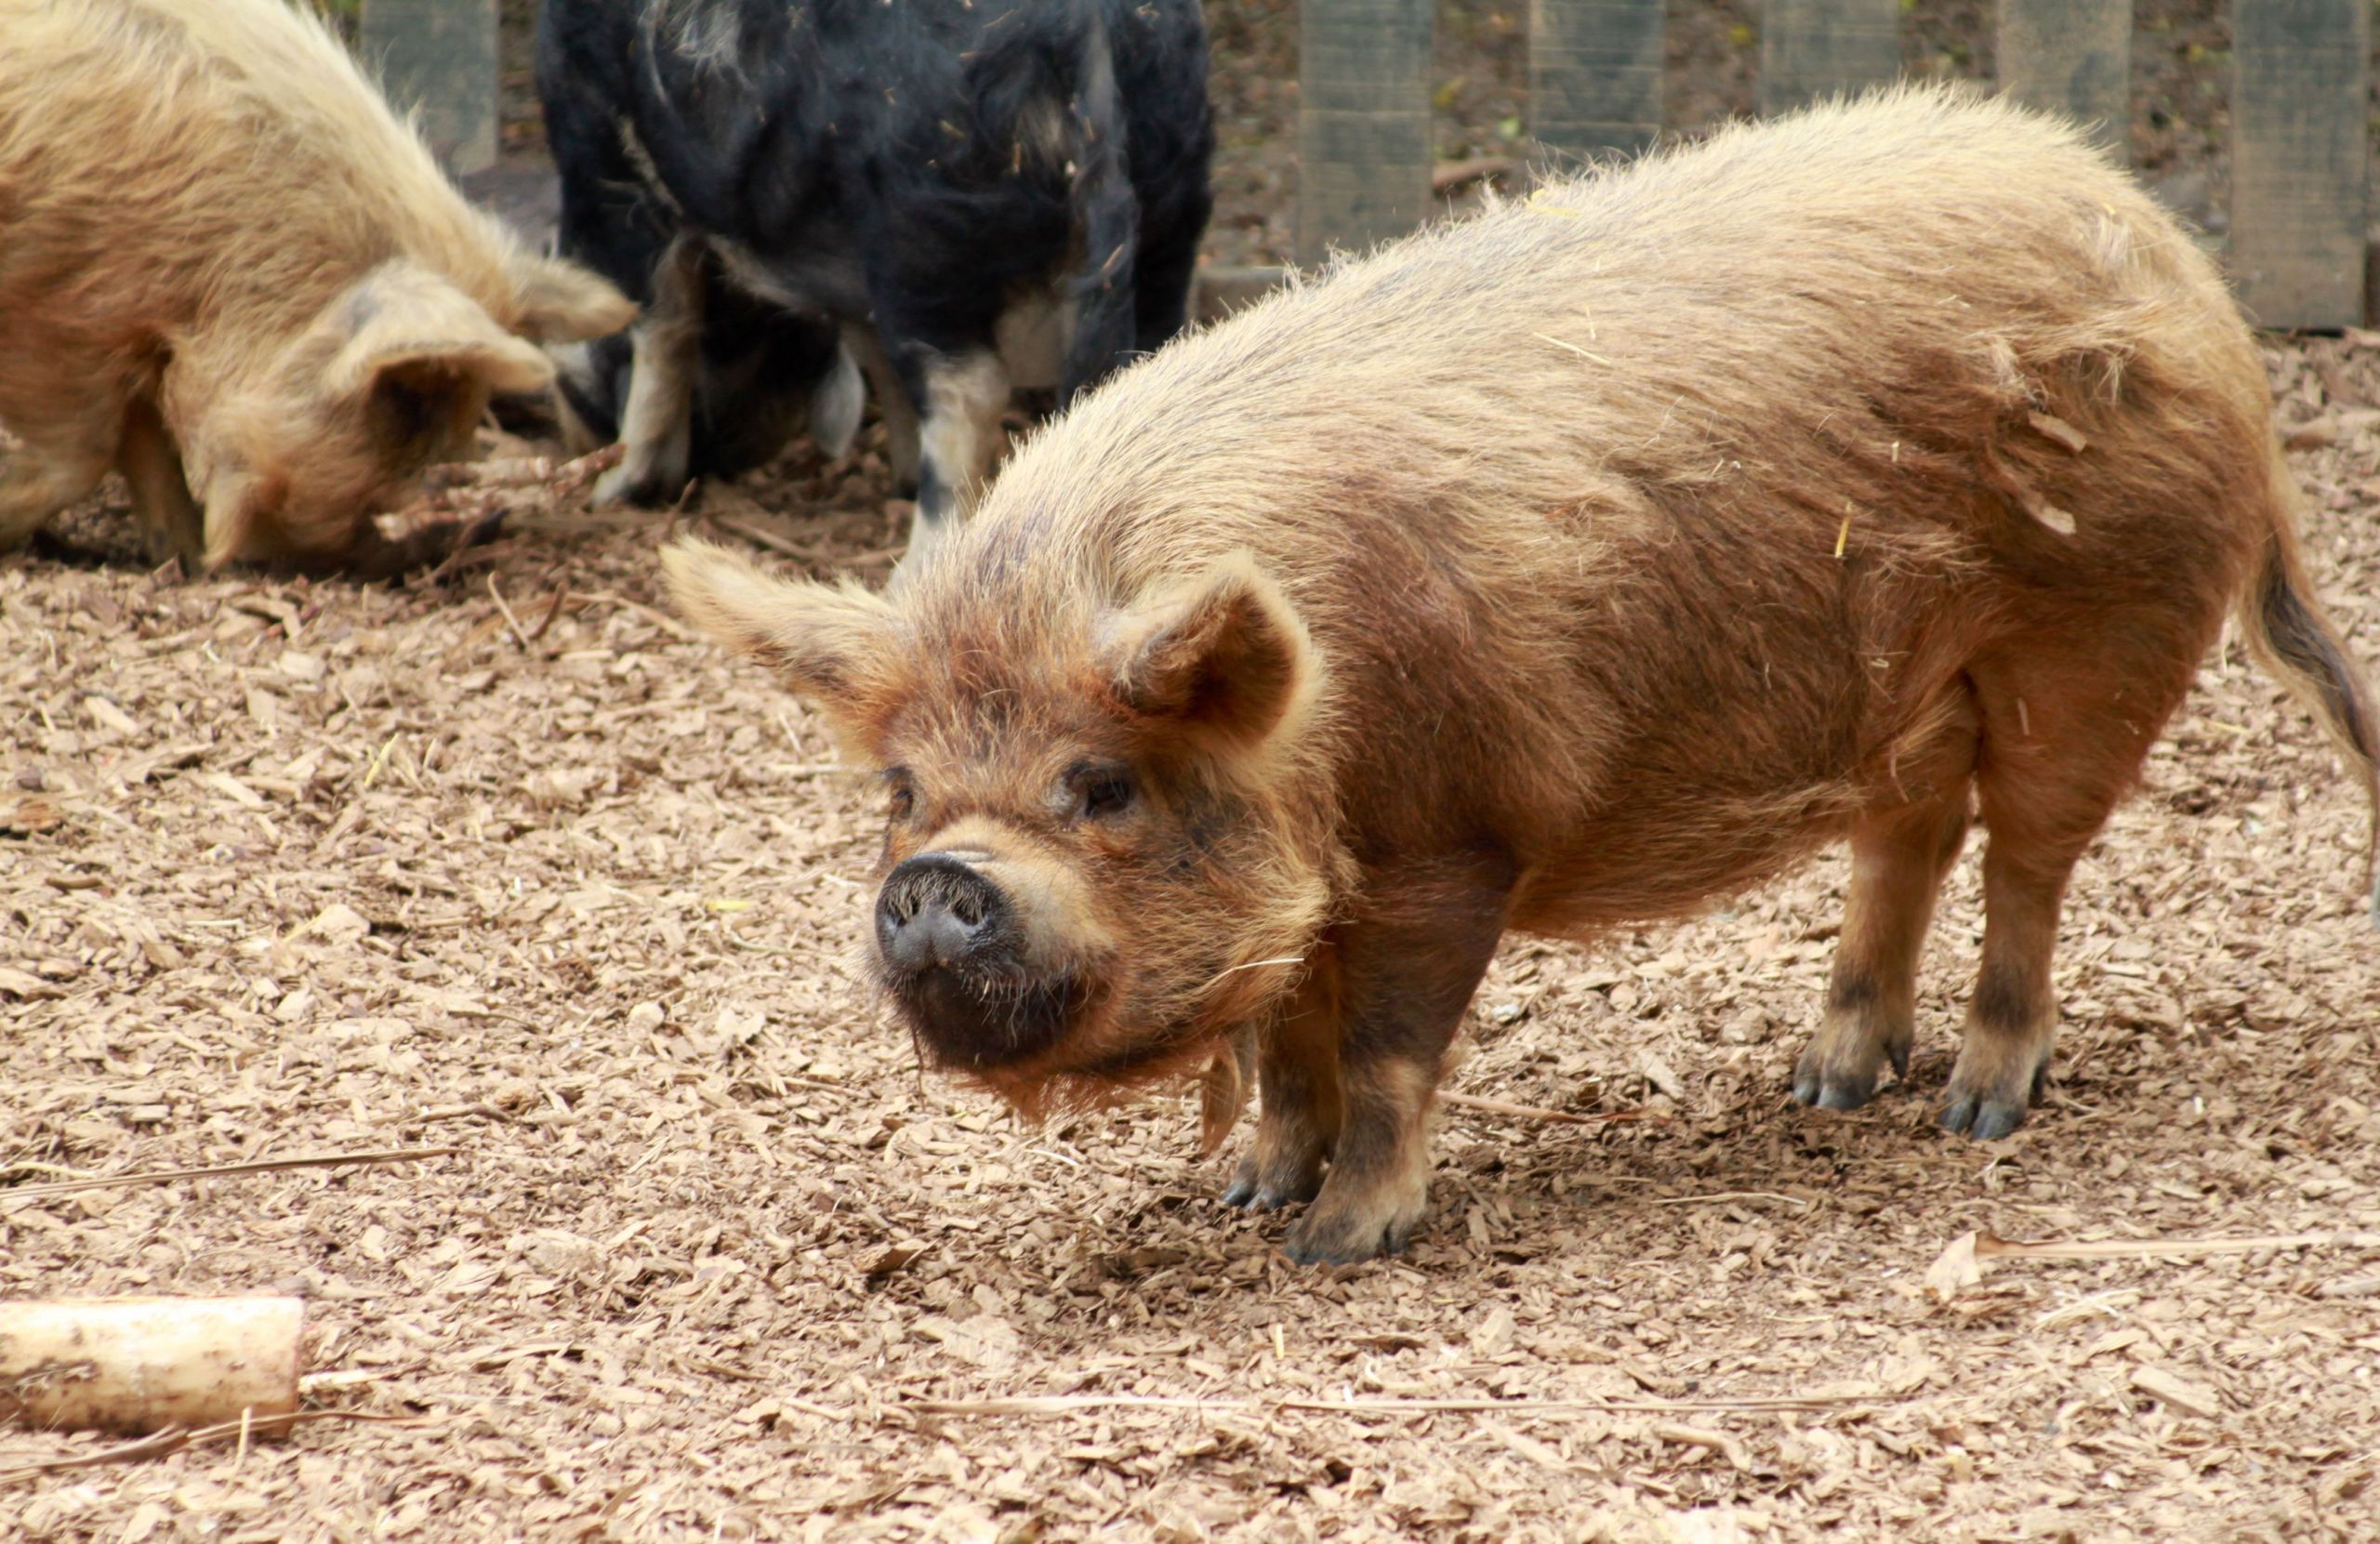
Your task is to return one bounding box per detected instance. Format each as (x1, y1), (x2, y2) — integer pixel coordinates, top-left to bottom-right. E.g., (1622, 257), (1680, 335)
(1944, 641), (2203, 1139)
(592, 240), (706, 509)
(1222, 951), (1344, 1212)
(1792, 783), (1974, 1111)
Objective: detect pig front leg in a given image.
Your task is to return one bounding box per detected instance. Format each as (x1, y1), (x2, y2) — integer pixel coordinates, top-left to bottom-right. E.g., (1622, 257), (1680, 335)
(897, 347), (1009, 586)
(117, 397), (205, 572)
(842, 324), (920, 491)
(0, 385), (121, 553)
(1281, 859), (1514, 1265)
(1223, 947), (1344, 1211)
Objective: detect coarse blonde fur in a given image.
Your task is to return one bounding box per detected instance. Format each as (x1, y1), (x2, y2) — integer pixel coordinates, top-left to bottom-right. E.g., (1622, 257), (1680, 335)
(672, 87), (2377, 1261)
(0, 0), (633, 571)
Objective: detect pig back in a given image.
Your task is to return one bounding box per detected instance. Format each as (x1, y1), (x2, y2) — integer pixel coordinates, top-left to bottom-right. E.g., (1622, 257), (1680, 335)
(0, 0), (515, 340)
(953, 86), (2275, 917)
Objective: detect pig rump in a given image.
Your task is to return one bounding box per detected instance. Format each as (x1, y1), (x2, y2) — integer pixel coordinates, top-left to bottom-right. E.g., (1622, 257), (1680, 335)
(670, 87), (2378, 1263)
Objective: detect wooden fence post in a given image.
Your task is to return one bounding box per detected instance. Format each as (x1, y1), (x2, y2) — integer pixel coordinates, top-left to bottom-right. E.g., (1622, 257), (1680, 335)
(1995, 0), (2131, 152)
(1527, 0), (1664, 163)
(359, 0), (499, 177)
(1757, 0), (1900, 117)
(1298, 0), (1435, 266)
(2230, 0), (2370, 330)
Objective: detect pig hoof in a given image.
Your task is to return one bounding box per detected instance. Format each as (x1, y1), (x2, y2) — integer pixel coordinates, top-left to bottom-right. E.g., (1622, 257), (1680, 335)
(1937, 1093), (2029, 1141)
(1221, 1156), (1323, 1213)
(592, 464), (671, 509)
(1284, 1212), (1415, 1266)
(1791, 1027), (1911, 1112)
(1282, 1185), (1426, 1265)
(1939, 1055), (2048, 1140)
(1790, 1058), (1879, 1113)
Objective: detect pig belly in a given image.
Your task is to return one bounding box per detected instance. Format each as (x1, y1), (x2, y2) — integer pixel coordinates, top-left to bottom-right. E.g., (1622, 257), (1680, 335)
(1508, 774), (1858, 938)
(1503, 654), (1981, 938)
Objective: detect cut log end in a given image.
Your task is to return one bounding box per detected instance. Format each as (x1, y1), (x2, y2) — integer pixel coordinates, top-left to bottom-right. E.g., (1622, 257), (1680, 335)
(0, 1297), (305, 1437)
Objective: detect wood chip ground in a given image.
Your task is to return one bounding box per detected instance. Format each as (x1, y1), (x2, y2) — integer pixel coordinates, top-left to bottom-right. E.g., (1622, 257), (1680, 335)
(5, 339), (2379, 1541)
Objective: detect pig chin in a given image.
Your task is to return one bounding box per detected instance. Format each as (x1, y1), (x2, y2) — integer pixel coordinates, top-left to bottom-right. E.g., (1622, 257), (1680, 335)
(881, 963), (1093, 1072)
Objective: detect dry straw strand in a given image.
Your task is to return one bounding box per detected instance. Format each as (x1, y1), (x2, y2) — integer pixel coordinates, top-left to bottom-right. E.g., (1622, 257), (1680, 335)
(0, 1411), (430, 1489)
(0, 1147), (461, 1207)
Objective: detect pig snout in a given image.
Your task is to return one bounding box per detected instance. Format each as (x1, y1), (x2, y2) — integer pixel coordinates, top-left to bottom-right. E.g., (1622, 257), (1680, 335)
(877, 854), (1006, 974)
(874, 853), (1073, 1067)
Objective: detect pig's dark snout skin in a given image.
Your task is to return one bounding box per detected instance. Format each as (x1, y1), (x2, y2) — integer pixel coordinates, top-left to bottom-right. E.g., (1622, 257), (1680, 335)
(875, 855), (1071, 1069)
(877, 854), (1005, 974)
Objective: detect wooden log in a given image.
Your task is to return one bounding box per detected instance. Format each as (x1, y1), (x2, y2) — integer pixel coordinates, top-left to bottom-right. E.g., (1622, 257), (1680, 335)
(360, 0), (500, 177)
(0, 1299), (304, 1436)
(1757, 0), (1901, 117)
(2230, 0), (2371, 330)
(1298, 0), (1435, 265)
(1996, 0), (2131, 152)
(1528, 0), (1664, 161)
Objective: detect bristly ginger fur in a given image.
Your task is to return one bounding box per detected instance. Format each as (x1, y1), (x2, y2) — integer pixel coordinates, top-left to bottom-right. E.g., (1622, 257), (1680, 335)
(0, 0), (632, 570)
(670, 86), (2377, 1258)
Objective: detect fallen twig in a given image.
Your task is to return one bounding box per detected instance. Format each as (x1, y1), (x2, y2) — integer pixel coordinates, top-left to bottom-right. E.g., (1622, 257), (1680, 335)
(0, 1409), (429, 1489)
(894, 1389), (1883, 1419)
(710, 513), (818, 563)
(1438, 1092), (1665, 1128)
(1984, 1229), (2380, 1263)
(382, 1102), (516, 1127)
(486, 574), (531, 651)
(1, 1147), (460, 1207)
(1928, 1228), (2380, 1303)
(567, 591), (696, 641)
(1652, 1420), (1752, 1471)
(529, 569), (571, 643)
(2, 1297), (303, 1434)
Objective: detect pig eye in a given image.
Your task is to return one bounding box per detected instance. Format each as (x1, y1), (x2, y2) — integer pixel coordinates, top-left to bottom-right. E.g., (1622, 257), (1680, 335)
(884, 772), (918, 822)
(1075, 765), (1135, 821)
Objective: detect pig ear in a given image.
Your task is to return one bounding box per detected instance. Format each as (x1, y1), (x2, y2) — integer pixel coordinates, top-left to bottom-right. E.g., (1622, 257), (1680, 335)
(198, 467), (273, 573)
(507, 251), (638, 344)
(660, 539), (902, 731)
(1101, 552), (1316, 750)
(322, 262), (555, 402)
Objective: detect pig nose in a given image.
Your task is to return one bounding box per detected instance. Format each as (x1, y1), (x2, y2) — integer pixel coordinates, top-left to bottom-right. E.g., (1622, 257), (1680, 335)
(876, 854), (1006, 975)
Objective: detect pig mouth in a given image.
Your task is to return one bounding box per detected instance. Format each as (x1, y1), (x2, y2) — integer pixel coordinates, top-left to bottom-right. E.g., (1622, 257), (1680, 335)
(882, 965), (1096, 1070)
